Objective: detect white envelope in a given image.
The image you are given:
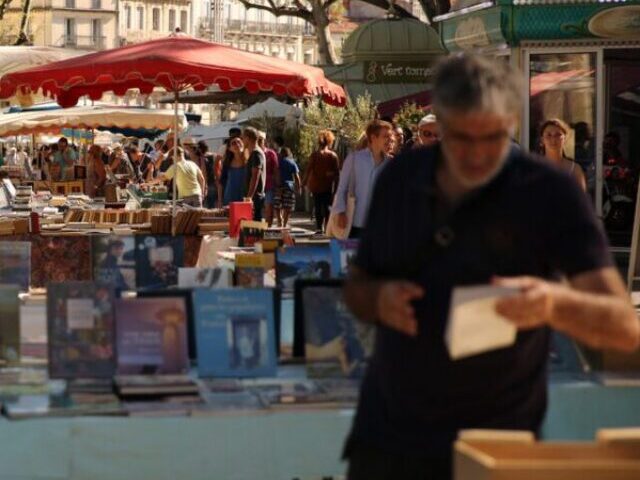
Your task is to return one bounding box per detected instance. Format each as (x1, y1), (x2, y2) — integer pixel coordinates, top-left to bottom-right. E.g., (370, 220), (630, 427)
(445, 285), (519, 360)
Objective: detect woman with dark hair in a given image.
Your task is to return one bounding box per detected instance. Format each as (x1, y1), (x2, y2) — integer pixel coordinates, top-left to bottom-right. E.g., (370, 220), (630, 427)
(303, 129), (340, 232)
(539, 119), (586, 192)
(219, 137), (247, 206)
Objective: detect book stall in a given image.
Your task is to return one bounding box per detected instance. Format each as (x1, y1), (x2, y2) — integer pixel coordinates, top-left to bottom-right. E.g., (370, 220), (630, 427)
(1, 36), (640, 480)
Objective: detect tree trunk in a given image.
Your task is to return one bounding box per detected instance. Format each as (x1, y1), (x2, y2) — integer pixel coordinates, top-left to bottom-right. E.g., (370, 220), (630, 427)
(310, 0), (337, 66)
(15, 0), (33, 45)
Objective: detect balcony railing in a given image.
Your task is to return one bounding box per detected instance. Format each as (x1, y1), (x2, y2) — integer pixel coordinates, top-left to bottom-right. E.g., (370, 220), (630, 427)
(57, 35), (107, 50)
(225, 19), (314, 36)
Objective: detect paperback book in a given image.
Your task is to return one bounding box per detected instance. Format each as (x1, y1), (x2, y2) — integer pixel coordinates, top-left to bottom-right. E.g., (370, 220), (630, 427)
(299, 280), (374, 379)
(91, 236), (136, 291)
(177, 268), (233, 289)
(115, 297), (189, 375)
(0, 285), (20, 365)
(47, 282), (116, 379)
(275, 245), (332, 293)
(234, 254), (267, 288)
(0, 241), (31, 291)
(238, 220), (267, 248)
(135, 235), (184, 289)
(330, 239), (359, 278)
(193, 289), (277, 378)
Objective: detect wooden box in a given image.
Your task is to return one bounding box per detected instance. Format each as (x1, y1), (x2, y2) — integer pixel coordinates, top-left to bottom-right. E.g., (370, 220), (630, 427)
(455, 430), (640, 480)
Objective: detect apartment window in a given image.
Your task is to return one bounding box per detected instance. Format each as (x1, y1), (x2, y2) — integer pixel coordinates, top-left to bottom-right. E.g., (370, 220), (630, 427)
(65, 0), (75, 8)
(152, 8), (160, 31)
(91, 0), (100, 9)
(169, 9), (176, 31)
(304, 52), (312, 64)
(137, 6), (144, 29)
(287, 52), (294, 61)
(180, 10), (187, 32)
(91, 19), (102, 46)
(125, 6), (132, 29)
(65, 18), (76, 45)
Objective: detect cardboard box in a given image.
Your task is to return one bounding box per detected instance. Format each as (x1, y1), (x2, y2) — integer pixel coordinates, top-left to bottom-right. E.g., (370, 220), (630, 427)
(455, 429), (640, 480)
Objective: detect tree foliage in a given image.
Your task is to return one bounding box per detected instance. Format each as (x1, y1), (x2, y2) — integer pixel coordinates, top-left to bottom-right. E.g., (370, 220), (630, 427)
(298, 93), (376, 168)
(392, 102), (429, 131)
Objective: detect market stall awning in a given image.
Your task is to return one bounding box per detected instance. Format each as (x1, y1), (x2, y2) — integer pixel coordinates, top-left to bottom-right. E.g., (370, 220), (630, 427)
(0, 46), (84, 105)
(0, 104), (187, 137)
(235, 98), (301, 122)
(0, 36), (346, 108)
(376, 90), (431, 118)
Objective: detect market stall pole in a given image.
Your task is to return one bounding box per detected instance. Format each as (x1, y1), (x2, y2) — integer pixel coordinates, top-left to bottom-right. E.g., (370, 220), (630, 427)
(0, 35), (346, 232)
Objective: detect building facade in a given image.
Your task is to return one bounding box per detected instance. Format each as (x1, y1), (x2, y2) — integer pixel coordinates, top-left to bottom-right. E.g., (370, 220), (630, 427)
(1, 0), (118, 50)
(118, 0), (194, 44)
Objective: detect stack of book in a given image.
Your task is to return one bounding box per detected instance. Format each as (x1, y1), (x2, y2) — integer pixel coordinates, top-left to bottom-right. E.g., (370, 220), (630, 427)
(12, 185), (33, 212)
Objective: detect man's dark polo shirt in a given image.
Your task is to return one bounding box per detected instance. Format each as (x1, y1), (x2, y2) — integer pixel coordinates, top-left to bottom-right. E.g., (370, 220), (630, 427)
(346, 145), (612, 458)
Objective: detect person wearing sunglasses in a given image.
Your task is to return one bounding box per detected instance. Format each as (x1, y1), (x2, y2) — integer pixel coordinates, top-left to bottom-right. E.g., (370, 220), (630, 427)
(417, 114), (440, 147)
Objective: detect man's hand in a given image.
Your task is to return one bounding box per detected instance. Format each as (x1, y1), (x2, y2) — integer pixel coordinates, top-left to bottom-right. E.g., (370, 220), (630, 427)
(377, 282), (424, 336)
(493, 276), (555, 330)
(336, 212), (348, 230)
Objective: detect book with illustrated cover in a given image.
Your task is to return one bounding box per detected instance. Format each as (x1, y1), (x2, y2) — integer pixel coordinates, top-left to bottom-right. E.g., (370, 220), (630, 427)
(177, 268), (233, 289)
(234, 254), (267, 288)
(0, 241), (31, 291)
(114, 297), (189, 375)
(330, 239), (359, 278)
(193, 289), (276, 378)
(298, 280), (374, 379)
(0, 285), (20, 365)
(238, 220), (267, 248)
(135, 235), (184, 289)
(91, 236), (136, 291)
(47, 282), (116, 379)
(275, 245), (332, 293)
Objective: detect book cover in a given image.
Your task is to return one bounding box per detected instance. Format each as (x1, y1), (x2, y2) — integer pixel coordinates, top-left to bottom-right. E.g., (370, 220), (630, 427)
(275, 245), (332, 293)
(178, 268), (233, 289)
(229, 201), (253, 238)
(302, 282), (374, 379)
(193, 289), (276, 378)
(91, 236), (136, 291)
(330, 239), (359, 278)
(238, 220), (267, 248)
(0, 285), (20, 365)
(47, 282), (116, 379)
(135, 235), (184, 289)
(115, 297), (189, 375)
(0, 241), (31, 291)
(234, 254), (266, 288)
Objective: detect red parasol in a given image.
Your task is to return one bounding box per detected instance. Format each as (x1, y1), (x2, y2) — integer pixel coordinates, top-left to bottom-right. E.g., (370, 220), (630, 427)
(0, 36), (346, 224)
(0, 36), (346, 107)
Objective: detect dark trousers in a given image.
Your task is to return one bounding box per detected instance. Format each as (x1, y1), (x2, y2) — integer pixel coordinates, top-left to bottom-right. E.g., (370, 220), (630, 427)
(347, 444), (452, 480)
(252, 194), (265, 221)
(313, 191), (332, 231)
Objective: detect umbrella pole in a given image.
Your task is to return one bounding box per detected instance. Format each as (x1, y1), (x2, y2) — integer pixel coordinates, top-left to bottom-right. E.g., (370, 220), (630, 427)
(172, 91), (179, 235)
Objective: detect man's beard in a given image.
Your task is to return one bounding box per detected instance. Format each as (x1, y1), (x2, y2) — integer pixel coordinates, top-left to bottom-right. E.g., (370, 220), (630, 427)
(442, 142), (510, 190)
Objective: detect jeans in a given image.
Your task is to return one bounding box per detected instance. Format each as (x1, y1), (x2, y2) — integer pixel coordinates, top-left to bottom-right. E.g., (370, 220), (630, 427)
(252, 194), (265, 221)
(313, 191), (332, 231)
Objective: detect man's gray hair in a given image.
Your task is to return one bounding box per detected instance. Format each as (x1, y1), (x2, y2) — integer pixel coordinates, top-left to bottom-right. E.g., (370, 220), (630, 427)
(432, 53), (523, 119)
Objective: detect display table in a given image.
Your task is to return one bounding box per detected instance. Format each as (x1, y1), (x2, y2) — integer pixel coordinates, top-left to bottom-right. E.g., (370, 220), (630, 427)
(0, 378), (639, 480)
(1, 234), (203, 287)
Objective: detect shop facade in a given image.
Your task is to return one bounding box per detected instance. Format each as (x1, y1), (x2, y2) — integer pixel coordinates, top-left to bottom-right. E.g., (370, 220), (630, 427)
(435, 1), (640, 244)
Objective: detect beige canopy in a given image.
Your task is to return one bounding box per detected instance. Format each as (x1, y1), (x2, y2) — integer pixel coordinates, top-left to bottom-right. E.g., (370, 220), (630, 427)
(0, 105), (187, 137)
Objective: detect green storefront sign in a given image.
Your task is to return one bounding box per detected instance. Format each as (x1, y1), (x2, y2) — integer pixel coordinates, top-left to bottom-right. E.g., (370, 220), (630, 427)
(439, 1), (640, 51)
(363, 61), (435, 84)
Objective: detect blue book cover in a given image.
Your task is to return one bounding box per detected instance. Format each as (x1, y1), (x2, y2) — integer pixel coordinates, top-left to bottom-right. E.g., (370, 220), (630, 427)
(92, 236), (136, 291)
(0, 241), (31, 291)
(275, 245), (332, 293)
(135, 235), (184, 289)
(302, 283), (374, 379)
(330, 239), (359, 278)
(193, 289), (277, 378)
